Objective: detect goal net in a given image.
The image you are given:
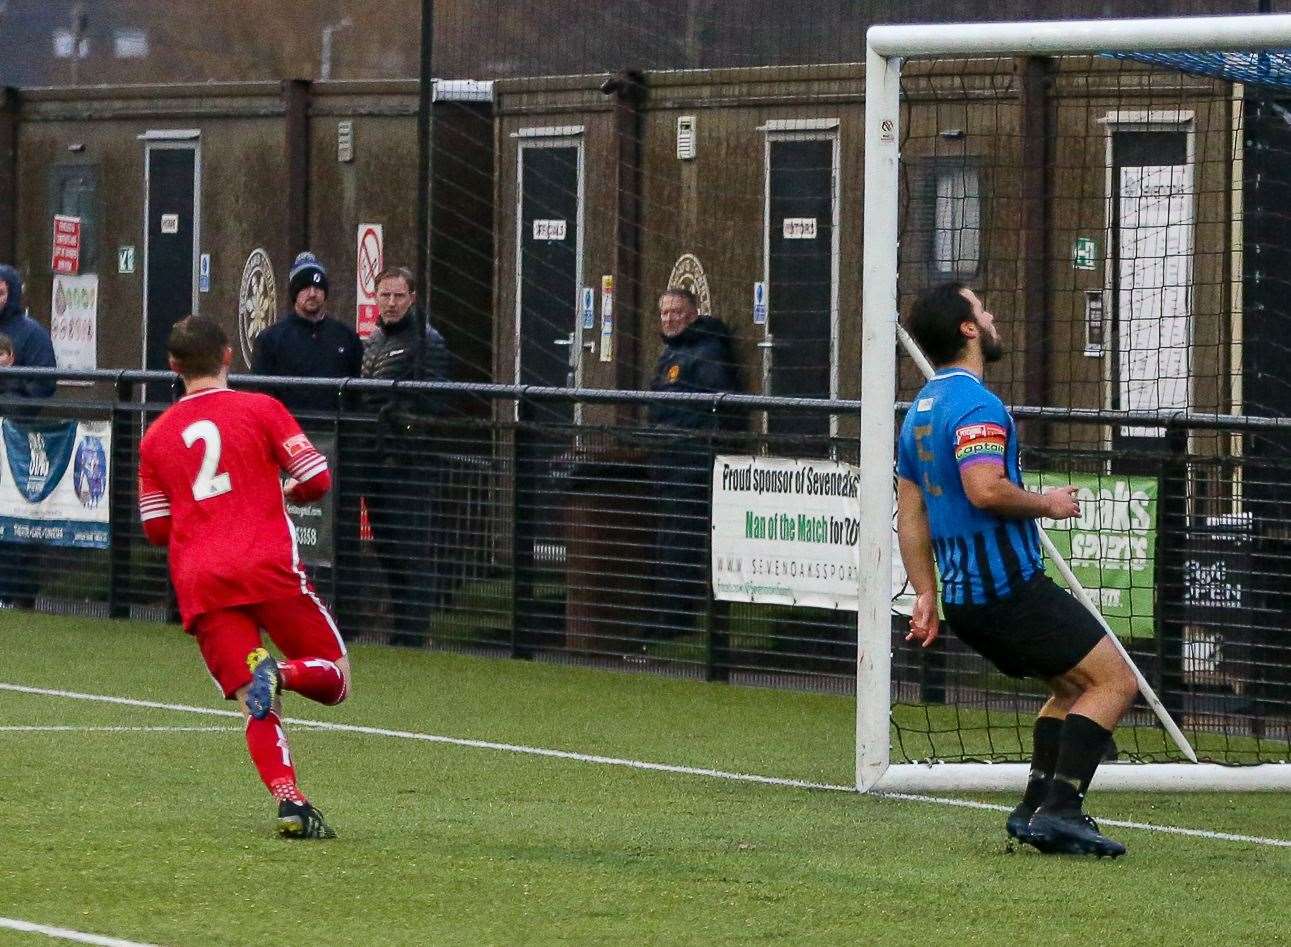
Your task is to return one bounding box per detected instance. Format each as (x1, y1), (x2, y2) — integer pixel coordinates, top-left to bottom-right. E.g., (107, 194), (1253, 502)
(861, 15), (1291, 792)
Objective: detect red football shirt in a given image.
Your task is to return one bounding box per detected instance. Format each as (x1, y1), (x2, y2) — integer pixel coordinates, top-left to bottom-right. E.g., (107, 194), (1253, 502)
(137, 387), (329, 628)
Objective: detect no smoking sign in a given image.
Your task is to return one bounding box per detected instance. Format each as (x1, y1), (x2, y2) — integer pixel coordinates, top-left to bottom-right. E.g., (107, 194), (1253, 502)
(356, 223), (384, 340)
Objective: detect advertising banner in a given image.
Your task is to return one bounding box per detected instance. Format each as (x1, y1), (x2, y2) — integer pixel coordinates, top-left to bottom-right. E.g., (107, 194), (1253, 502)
(715, 456), (1161, 636)
(284, 430), (336, 568)
(0, 419), (110, 548)
(711, 455), (861, 610)
(1025, 470), (1158, 637)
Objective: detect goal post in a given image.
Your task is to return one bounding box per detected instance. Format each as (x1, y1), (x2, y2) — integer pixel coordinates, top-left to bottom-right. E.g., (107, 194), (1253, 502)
(859, 13), (1291, 793)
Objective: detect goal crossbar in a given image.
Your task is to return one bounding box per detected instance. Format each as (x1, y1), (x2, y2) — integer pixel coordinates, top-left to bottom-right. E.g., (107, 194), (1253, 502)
(858, 14), (1291, 793)
(867, 14), (1291, 58)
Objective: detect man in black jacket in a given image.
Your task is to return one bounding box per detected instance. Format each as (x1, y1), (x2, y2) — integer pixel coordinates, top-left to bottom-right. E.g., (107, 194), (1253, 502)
(646, 288), (741, 636)
(251, 252), (361, 415)
(355, 266), (451, 646)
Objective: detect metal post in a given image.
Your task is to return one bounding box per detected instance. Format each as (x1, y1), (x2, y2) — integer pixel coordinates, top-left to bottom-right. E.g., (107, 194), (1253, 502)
(703, 429), (729, 683)
(856, 43), (902, 792)
(415, 0), (435, 341)
(509, 396), (523, 659)
(107, 375), (134, 619)
(1157, 422), (1190, 725)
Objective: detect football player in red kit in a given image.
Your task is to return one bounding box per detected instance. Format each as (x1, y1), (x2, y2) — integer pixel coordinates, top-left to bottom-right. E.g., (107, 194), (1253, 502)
(138, 315), (349, 839)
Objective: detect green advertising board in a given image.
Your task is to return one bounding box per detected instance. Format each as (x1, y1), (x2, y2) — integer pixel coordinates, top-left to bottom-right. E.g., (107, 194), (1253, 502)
(1023, 470), (1157, 638)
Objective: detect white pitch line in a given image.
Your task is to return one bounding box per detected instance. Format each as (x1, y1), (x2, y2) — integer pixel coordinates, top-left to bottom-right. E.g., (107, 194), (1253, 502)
(4, 681), (1289, 849)
(0, 732), (242, 737)
(0, 916), (158, 947)
(0, 682), (847, 791)
(876, 792), (1291, 848)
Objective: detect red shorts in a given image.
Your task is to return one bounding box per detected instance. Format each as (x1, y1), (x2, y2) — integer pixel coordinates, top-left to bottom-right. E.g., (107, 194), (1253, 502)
(193, 593), (346, 699)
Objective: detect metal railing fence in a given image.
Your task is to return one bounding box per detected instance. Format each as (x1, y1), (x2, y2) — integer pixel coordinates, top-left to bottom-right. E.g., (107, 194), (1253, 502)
(0, 367), (1287, 763)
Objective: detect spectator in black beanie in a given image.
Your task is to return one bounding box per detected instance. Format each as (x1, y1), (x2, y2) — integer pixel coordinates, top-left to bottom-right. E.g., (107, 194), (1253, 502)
(251, 251), (361, 414)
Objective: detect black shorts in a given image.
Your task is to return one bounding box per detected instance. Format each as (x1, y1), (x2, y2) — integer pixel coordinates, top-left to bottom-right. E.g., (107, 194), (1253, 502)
(942, 574), (1104, 680)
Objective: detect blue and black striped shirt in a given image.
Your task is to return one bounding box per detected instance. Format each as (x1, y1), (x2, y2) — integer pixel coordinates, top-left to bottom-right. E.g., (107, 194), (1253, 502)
(897, 370), (1044, 606)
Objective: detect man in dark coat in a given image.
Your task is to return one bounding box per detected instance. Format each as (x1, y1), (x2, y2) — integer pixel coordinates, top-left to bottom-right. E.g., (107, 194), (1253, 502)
(647, 289), (740, 433)
(354, 266), (451, 646)
(250, 252), (361, 415)
(645, 288), (741, 636)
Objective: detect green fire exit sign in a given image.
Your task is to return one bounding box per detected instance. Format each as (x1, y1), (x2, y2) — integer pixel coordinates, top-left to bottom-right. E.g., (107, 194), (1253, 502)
(1073, 236), (1098, 270)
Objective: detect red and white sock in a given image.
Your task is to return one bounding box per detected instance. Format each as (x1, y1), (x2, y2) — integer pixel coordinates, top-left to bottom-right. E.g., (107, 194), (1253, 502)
(279, 658), (347, 705)
(245, 711), (307, 804)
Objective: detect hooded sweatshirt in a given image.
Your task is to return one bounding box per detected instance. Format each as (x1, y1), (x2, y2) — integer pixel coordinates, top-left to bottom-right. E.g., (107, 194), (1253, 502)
(0, 265), (57, 399)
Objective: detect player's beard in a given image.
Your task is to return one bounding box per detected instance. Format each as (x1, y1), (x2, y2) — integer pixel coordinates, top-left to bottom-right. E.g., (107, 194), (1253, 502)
(981, 326), (1005, 363)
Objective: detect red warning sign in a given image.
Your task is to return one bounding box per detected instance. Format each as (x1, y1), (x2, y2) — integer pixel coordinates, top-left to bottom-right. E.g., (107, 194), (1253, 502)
(51, 215), (82, 275)
(356, 224), (383, 340)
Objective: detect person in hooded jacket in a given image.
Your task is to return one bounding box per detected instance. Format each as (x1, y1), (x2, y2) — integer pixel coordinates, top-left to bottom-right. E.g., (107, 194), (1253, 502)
(0, 265), (57, 609)
(645, 288), (742, 637)
(0, 265), (56, 401)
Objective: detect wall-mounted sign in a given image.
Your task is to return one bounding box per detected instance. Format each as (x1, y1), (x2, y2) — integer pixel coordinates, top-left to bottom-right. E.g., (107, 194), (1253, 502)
(50, 274), (97, 371)
(198, 253), (211, 293)
(336, 120), (355, 163)
(599, 275), (614, 363)
(51, 215), (81, 275)
(753, 281), (767, 326)
(581, 286), (595, 330)
(1073, 235), (1098, 270)
(237, 248), (276, 369)
(160, 213), (179, 235)
(356, 223), (384, 341)
(532, 219), (567, 241)
(782, 217), (818, 240)
(117, 246), (136, 275)
(1084, 290), (1104, 357)
(667, 252), (712, 316)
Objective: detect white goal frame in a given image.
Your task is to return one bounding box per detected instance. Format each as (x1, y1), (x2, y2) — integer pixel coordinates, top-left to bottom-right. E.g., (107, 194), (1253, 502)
(859, 13), (1291, 793)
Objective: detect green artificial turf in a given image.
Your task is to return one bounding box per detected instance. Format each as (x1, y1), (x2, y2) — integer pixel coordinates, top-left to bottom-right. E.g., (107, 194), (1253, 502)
(0, 612), (1287, 945)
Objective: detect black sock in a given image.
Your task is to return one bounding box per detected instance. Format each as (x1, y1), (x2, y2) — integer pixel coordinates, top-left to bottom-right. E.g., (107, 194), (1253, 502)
(1020, 716), (1063, 810)
(1040, 714), (1112, 814)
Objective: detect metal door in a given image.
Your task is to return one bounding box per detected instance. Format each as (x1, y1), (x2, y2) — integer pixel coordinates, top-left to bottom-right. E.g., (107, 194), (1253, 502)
(143, 140), (200, 372)
(513, 136), (583, 653)
(515, 140), (584, 422)
(763, 135), (837, 440)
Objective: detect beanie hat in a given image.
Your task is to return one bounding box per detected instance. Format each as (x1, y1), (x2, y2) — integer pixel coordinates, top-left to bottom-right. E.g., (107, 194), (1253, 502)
(288, 251), (329, 302)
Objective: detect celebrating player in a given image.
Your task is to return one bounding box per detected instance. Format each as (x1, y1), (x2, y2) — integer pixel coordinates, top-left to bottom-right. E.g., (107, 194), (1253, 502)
(138, 315), (350, 839)
(895, 283), (1138, 858)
